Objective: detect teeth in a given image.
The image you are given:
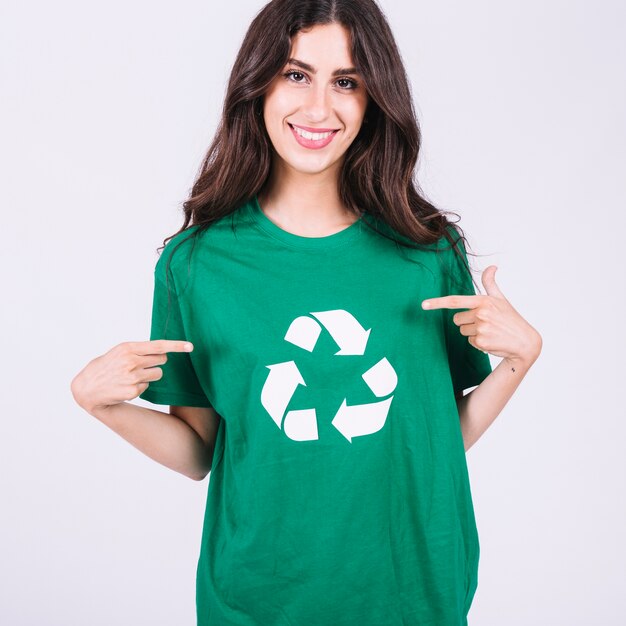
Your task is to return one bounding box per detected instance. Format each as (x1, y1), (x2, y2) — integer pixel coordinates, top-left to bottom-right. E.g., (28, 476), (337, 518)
(292, 125), (334, 140)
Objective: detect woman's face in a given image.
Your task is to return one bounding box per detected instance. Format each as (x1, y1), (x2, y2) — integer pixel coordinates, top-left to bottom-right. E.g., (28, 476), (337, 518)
(262, 23), (369, 178)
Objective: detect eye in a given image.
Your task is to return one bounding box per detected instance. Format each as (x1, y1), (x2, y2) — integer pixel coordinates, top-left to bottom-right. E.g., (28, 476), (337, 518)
(336, 77), (359, 90)
(282, 70), (359, 91)
(283, 70), (307, 84)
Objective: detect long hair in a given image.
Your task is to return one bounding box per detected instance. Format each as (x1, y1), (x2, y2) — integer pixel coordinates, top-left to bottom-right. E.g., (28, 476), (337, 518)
(158, 0), (486, 293)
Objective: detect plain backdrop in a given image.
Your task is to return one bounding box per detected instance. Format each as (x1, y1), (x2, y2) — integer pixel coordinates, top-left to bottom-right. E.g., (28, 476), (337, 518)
(1, 1), (624, 624)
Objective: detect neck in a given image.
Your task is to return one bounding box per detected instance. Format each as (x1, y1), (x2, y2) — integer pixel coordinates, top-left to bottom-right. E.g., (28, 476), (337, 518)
(258, 162), (358, 234)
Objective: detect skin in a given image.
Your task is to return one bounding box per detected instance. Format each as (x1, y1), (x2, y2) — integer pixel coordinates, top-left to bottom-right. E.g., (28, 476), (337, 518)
(422, 266), (542, 451)
(257, 22), (369, 236)
(72, 22), (542, 479)
(258, 22), (544, 450)
(70, 22), (371, 482)
(70, 340), (218, 481)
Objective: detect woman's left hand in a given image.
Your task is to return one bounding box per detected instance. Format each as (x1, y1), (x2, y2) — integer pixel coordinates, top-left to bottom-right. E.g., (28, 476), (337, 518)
(421, 266), (542, 366)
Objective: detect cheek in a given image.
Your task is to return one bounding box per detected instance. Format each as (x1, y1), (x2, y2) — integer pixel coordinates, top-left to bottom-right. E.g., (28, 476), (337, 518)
(342, 97), (368, 123)
(341, 107), (367, 138)
(265, 88), (298, 122)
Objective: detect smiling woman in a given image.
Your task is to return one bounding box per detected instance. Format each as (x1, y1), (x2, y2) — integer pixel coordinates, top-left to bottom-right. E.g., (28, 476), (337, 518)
(258, 22), (371, 231)
(70, 0), (541, 625)
(262, 26), (368, 165)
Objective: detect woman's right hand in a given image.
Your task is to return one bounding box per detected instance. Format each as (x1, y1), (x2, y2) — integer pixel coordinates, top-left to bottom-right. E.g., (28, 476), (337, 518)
(70, 340), (194, 416)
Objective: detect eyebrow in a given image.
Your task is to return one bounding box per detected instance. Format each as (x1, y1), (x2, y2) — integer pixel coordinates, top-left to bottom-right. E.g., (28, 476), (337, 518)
(286, 57), (359, 76)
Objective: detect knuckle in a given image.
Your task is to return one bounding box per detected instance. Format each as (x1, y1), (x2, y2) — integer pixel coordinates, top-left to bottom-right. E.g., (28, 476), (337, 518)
(124, 353), (139, 369)
(135, 382), (149, 395)
(117, 342), (137, 360)
(110, 343), (123, 356)
(475, 308), (489, 322)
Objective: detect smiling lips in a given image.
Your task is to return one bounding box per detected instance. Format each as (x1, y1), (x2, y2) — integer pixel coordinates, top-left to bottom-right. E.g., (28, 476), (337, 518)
(289, 123), (339, 149)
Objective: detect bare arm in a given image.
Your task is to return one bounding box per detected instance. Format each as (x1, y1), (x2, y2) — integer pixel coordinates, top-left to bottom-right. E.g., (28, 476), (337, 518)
(423, 265), (543, 453)
(456, 336), (542, 451)
(87, 401), (214, 481)
(169, 405), (221, 481)
(71, 340), (219, 481)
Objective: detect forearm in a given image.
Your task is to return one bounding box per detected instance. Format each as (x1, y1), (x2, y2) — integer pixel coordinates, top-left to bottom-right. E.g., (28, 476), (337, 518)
(88, 401), (213, 481)
(457, 340), (542, 451)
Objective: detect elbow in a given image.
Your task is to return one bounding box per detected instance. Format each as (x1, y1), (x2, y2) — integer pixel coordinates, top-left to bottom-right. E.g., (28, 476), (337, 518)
(188, 444), (215, 481)
(189, 467), (210, 482)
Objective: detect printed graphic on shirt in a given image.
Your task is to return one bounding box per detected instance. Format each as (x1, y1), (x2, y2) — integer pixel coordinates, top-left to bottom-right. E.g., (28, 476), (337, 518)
(260, 309), (397, 443)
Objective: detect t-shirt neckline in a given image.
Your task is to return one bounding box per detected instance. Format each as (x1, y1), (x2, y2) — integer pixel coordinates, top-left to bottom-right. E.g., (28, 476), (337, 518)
(247, 194), (364, 250)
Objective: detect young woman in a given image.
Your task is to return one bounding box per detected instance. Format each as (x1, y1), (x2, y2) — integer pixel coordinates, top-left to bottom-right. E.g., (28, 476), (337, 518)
(71, 1), (542, 624)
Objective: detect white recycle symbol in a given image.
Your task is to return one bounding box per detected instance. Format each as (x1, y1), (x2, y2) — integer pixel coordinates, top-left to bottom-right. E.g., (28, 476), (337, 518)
(260, 309), (398, 443)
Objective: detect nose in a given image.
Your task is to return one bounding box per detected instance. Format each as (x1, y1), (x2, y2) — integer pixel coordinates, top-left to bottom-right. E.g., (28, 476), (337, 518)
(301, 83), (331, 123)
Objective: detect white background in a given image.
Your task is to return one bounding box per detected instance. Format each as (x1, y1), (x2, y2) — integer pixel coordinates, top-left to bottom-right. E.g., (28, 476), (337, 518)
(1, 0), (624, 624)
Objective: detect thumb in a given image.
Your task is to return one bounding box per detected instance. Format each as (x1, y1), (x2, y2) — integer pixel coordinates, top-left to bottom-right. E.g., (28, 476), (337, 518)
(482, 265), (506, 299)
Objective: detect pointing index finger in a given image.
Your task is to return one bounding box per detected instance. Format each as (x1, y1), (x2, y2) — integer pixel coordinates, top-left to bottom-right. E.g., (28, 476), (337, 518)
(133, 340), (194, 355)
(421, 295), (481, 310)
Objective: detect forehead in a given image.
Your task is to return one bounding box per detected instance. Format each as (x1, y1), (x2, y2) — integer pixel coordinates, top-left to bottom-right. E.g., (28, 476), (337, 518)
(289, 23), (354, 68)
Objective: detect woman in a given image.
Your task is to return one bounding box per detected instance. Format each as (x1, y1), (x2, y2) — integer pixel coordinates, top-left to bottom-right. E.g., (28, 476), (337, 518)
(71, 1), (542, 624)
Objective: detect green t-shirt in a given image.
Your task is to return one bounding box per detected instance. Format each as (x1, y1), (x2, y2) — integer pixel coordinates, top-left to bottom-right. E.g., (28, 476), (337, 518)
(139, 195), (492, 626)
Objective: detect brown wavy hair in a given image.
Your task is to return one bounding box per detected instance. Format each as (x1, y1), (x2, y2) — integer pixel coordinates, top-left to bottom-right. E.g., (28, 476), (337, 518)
(157, 0), (487, 294)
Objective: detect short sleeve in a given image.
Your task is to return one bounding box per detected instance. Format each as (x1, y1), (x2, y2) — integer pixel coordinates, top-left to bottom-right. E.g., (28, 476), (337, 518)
(138, 260), (212, 408)
(442, 230), (493, 395)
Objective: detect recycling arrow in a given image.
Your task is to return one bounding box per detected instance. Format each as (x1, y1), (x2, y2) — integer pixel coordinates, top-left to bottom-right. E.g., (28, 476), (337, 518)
(260, 308), (397, 443)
